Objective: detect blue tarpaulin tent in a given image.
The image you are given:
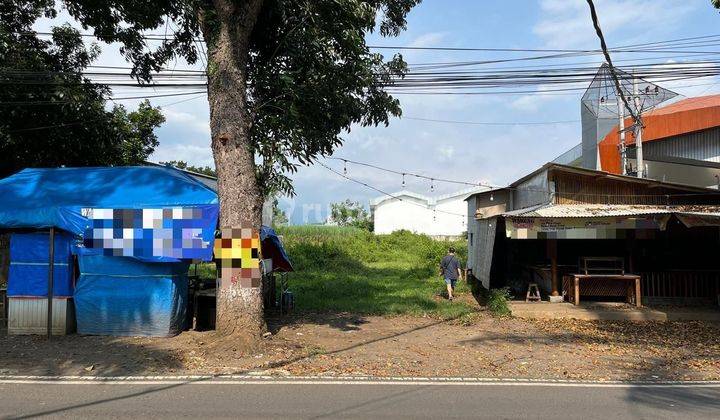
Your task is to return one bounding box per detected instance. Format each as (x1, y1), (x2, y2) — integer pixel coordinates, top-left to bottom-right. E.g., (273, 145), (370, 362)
(0, 166), (218, 261)
(74, 250), (189, 336)
(260, 226), (293, 272)
(7, 232), (75, 298)
(0, 166), (219, 336)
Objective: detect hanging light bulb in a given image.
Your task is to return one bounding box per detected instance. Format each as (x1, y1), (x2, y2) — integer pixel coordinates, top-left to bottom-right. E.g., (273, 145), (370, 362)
(343, 160), (347, 176)
(430, 178), (434, 192)
(490, 193), (494, 202)
(402, 173), (406, 188)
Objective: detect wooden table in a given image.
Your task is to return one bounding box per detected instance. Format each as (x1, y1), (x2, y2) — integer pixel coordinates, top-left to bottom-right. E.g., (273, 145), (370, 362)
(564, 274), (642, 307)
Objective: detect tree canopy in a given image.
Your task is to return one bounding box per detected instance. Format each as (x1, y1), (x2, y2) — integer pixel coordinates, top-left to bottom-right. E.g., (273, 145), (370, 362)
(0, 1), (165, 177)
(330, 199), (373, 231)
(160, 160), (217, 177)
(53, 0), (419, 196)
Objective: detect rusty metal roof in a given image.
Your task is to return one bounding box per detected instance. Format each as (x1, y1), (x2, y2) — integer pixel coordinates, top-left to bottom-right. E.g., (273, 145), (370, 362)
(501, 204), (720, 218)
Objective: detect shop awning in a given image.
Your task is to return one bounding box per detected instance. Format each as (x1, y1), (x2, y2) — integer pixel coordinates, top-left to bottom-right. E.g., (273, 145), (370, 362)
(500, 204), (720, 239)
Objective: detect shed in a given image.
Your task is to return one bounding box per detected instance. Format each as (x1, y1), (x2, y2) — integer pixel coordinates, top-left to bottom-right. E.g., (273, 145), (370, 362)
(0, 166), (219, 336)
(466, 163), (720, 305)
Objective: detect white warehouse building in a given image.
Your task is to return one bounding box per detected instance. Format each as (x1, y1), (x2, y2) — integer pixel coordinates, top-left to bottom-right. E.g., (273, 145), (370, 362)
(370, 188), (486, 237)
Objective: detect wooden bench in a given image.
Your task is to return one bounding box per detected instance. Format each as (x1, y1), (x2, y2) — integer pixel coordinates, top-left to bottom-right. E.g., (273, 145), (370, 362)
(564, 257), (641, 307)
(564, 274), (642, 307)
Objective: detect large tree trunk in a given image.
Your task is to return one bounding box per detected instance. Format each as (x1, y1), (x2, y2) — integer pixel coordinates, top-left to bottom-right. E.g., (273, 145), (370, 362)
(200, 0), (265, 340)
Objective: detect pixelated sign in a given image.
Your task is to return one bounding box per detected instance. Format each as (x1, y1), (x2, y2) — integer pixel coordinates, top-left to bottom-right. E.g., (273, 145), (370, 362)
(82, 206), (218, 260)
(214, 225), (261, 288)
(505, 215), (668, 239)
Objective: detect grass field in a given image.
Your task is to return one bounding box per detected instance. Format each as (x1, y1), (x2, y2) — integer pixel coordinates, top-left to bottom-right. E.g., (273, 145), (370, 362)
(274, 226), (475, 318)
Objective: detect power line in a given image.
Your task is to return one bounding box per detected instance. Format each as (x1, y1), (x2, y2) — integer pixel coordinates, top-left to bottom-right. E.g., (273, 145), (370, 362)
(4, 92), (206, 132)
(0, 90), (207, 105)
(318, 161), (469, 220)
(326, 156), (719, 198)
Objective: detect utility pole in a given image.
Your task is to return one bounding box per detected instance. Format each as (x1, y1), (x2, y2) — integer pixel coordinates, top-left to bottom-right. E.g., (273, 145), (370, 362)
(618, 98), (626, 175)
(632, 76), (644, 178)
(586, 0), (643, 177)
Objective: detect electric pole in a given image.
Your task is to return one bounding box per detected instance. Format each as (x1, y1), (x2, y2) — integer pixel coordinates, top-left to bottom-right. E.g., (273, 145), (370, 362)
(586, 0), (644, 178)
(633, 75), (644, 178)
(618, 97), (626, 175)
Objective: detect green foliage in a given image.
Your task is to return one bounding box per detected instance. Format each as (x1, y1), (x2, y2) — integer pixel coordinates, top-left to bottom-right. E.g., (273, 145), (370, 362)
(159, 160), (217, 177)
(0, 3), (165, 177)
(486, 288), (512, 317)
(53, 0), (421, 196)
(329, 199), (373, 231)
(275, 226), (472, 318)
(271, 198), (288, 227)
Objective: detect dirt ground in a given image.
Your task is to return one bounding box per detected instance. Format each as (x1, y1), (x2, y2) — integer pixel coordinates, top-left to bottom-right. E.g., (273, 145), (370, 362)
(2, 307), (720, 381)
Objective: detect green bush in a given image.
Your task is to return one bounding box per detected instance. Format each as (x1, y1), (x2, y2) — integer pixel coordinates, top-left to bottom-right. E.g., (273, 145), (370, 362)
(486, 288), (512, 317)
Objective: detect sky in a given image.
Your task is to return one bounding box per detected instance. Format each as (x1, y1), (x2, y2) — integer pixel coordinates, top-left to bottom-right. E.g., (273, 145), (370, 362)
(37, 0), (720, 224)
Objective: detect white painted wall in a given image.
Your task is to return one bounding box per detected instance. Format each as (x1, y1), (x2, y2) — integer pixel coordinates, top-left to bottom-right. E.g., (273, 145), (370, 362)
(372, 196), (433, 235)
(372, 190), (478, 236)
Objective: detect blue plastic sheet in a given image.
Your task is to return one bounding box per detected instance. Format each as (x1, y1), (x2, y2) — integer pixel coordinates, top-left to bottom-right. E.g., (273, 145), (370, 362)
(7, 232), (74, 297)
(0, 166), (218, 261)
(260, 225), (293, 272)
(74, 252), (189, 337)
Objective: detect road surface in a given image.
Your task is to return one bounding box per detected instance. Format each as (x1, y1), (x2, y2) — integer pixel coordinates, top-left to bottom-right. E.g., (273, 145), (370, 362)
(1, 377), (719, 419)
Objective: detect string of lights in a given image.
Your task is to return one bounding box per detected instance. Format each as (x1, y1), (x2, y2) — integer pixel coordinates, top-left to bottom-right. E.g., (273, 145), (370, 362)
(318, 161), (468, 221)
(326, 157), (720, 199)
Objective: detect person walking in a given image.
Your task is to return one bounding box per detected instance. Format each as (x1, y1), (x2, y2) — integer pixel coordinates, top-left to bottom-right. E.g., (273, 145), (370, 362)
(440, 247), (463, 301)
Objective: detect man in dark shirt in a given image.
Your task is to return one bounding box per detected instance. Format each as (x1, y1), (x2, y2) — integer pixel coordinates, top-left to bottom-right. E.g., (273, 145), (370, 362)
(440, 247), (463, 301)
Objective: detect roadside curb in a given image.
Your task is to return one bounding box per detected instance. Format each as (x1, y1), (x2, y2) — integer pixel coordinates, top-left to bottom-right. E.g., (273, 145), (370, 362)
(1, 374), (720, 387)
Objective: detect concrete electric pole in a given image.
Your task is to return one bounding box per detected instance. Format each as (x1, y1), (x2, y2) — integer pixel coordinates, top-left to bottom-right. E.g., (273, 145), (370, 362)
(587, 0), (644, 178)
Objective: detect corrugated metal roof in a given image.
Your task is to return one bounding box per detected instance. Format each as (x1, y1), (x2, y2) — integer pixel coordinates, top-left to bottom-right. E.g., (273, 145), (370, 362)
(501, 204), (720, 218)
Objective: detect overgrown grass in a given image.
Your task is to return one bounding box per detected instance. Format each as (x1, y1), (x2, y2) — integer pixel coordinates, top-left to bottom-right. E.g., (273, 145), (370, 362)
(486, 288), (512, 317)
(275, 226), (474, 319)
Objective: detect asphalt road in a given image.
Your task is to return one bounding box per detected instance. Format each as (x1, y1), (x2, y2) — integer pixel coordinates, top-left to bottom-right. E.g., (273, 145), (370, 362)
(1, 379), (719, 419)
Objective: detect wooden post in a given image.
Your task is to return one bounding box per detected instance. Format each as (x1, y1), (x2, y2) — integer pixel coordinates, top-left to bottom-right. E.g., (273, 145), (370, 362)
(47, 227), (55, 339)
(548, 239), (559, 296)
(574, 276), (580, 306)
(635, 277), (642, 307)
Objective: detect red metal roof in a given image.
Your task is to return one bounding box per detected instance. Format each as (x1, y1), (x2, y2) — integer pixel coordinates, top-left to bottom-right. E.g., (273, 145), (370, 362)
(598, 94), (720, 174)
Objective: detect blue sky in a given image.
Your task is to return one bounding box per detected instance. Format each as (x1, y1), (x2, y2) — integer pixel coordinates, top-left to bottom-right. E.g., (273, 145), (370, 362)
(39, 1), (720, 224)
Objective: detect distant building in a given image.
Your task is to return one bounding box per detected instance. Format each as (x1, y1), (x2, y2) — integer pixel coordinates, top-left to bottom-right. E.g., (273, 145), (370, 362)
(371, 187), (486, 237)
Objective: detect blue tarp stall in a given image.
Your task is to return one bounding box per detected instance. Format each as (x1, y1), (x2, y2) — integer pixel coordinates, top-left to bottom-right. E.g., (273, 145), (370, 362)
(7, 232), (74, 298)
(75, 251), (189, 336)
(0, 166), (218, 241)
(259, 226), (293, 272)
(0, 166), (219, 337)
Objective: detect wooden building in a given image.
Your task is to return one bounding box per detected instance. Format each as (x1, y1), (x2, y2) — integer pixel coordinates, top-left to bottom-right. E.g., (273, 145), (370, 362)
(466, 163), (720, 305)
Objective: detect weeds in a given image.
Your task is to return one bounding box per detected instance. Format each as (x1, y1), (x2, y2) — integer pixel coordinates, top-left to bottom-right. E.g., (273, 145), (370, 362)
(274, 226), (472, 318)
(486, 288), (512, 317)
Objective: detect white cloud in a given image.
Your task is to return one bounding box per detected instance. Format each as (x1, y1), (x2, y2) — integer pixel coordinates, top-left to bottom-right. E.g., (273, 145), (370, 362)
(437, 145), (455, 160)
(533, 0), (693, 49)
(407, 32), (448, 48)
(150, 143), (213, 167)
(162, 108), (210, 135)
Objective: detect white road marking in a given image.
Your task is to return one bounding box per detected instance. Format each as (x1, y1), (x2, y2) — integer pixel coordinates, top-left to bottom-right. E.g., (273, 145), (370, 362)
(0, 375), (719, 388)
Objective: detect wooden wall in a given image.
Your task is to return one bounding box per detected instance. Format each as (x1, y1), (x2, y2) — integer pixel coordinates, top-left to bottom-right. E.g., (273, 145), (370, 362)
(551, 169), (719, 205)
